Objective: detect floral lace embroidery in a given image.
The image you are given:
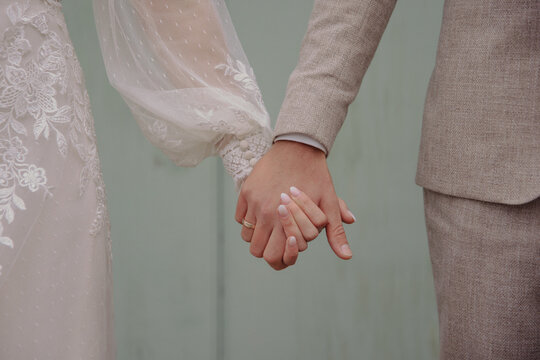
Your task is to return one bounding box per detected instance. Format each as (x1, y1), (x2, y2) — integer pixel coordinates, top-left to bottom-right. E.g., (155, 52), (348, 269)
(215, 55), (265, 111)
(214, 56), (271, 187)
(0, 0), (110, 272)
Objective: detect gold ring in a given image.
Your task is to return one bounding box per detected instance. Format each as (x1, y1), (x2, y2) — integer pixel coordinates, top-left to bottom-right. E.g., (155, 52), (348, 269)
(242, 219), (256, 230)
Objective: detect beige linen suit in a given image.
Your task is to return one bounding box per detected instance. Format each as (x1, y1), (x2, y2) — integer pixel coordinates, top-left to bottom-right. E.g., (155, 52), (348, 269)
(275, 0), (539, 358)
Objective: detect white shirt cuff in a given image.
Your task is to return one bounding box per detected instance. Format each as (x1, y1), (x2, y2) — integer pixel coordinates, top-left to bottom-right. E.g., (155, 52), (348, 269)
(274, 133), (327, 154)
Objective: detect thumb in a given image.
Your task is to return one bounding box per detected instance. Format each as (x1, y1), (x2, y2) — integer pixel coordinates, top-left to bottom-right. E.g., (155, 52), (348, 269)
(321, 196), (353, 260)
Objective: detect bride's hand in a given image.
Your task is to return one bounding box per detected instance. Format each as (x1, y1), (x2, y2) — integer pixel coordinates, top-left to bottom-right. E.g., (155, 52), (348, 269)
(278, 186), (355, 258)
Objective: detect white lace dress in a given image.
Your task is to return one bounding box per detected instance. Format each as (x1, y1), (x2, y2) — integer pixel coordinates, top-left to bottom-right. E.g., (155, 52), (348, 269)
(0, 0), (271, 358)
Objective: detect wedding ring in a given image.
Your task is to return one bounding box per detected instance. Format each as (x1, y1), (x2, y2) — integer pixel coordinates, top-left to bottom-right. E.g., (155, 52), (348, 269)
(242, 219), (256, 230)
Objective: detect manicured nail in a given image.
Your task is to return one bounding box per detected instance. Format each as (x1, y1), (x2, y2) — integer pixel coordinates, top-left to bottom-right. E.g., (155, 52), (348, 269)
(341, 244), (352, 257)
(290, 186), (301, 197)
(280, 193), (291, 205)
(288, 236), (296, 246)
(278, 205), (288, 217)
(348, 210), (357, 222)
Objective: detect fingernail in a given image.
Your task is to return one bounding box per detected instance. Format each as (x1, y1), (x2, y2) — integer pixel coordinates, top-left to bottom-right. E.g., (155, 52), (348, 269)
(341, 244), (352, 257)
(348, 210), (357, 222)
(278, 205), (288, 217)
(290, 186), (301, 197)
(281, 192), (291, 205)
(288, 236), (296, 246)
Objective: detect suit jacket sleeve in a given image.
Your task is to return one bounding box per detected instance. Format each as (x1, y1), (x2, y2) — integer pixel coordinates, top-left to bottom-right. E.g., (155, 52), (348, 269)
(274, 0), (397, 153)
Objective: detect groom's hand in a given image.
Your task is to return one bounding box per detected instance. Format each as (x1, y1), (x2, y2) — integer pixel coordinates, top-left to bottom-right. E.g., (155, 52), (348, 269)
(236, 141), (352, 270)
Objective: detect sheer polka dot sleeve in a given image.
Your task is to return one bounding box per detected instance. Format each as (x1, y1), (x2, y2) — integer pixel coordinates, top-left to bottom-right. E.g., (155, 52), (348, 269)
(93, 0), (272, 188)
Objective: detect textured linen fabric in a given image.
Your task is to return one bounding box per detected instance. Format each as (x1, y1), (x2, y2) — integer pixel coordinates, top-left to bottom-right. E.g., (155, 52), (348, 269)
(274, 0), (540, 205)
(423, 189), (539, 360)
(275, 0), (397, 153)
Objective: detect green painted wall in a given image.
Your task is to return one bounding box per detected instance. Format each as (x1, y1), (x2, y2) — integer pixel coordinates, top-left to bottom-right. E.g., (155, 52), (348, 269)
(63, 1), (443, 359)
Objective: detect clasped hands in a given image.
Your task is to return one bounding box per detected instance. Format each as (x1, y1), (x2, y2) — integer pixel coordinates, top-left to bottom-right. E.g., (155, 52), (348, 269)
(236, 141), (355, 270)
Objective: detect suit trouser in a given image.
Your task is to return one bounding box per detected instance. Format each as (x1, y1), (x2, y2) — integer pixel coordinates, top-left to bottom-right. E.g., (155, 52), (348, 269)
(423, 189), (539, 360)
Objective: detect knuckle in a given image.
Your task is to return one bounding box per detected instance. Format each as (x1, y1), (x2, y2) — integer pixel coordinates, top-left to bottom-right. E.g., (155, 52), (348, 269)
(332, 223), (347, 239)
(272, 264), (286, 271)
(321, 213), (329, 224)
(240, 229), (250, 241)
(284, 258), (296, 266)
(263, 255), (277, 265)
(241, 234), (250, 242)
(281, 217), (292, 228)
(297, 192), (310, 204)
(313, 216), (328, 229)
(263, 253), (281, 266)
(240, 186), (251, 200)
(259, 205), (275, 219)
(305, 230), (319, 241)
(298, 199), (312, 212)
(249, 246), (263, 258)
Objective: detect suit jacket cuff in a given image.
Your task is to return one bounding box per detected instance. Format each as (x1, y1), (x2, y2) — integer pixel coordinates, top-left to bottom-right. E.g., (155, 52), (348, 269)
(274, 133), (328, 154)
(273, 77), (350, 153)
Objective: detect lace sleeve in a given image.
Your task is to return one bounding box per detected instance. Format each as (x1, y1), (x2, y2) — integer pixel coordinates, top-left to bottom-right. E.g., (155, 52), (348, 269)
(92, 0), (272, 188)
